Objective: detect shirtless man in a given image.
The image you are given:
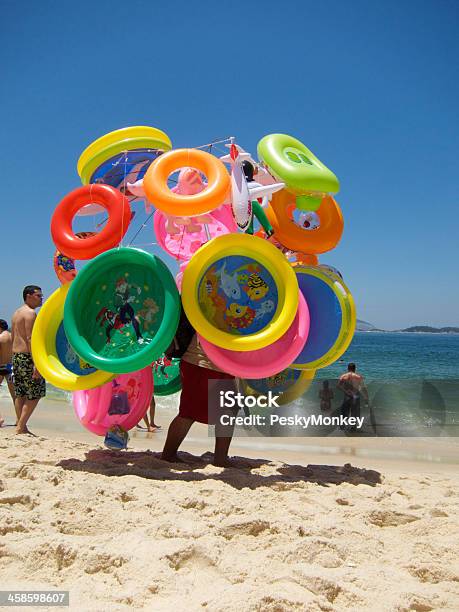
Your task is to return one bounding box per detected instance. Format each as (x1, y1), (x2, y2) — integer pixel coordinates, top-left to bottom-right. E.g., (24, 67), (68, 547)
(11, 286), (45, 434)
(337, 363), (369, 431)
(0, 319), (15, 425)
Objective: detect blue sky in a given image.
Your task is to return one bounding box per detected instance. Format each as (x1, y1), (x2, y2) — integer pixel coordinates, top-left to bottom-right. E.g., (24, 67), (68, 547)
(1, 0), (458, 329)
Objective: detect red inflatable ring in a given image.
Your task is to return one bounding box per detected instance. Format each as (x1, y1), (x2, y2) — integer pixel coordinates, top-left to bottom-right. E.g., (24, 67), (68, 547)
(51, 185), (132, 260)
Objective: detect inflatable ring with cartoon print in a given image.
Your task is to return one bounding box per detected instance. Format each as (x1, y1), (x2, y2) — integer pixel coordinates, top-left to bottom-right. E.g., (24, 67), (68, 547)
(77, 125), (172, 186)
(31, 283), (114, 391)
(181, 233), (299, 352)
(64, 247), (180, 374)
(262, 190), (344, 255)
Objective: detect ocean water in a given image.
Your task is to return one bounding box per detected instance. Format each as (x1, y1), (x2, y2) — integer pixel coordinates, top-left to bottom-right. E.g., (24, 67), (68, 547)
(319, 332), (459, 380)
(1, 333), (458, 437)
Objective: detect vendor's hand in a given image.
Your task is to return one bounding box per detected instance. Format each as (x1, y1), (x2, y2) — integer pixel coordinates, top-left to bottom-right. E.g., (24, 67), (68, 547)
(32, 367), (42, 380)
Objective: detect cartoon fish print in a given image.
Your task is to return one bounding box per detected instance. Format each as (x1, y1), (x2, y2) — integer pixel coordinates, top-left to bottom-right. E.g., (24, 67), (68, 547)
(245, 272), (269, 301)
(224, 303), (255, 330)
(79, 359), (93, 370)
(218, 262), (241, 300)
(65, 343), (77, 364)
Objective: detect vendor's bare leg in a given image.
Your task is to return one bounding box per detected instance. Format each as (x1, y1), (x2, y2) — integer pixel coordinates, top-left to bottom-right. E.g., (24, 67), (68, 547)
(161, 416), (193, 461)
(16, 398), (39, 434)
(213, 436), (234, 467)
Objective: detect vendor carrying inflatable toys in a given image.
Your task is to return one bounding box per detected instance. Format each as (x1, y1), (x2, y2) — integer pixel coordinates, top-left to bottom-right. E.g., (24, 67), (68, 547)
(161, 303), (237, 467)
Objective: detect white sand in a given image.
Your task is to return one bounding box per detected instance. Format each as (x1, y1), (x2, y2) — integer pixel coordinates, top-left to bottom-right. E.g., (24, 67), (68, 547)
(1, 398), (458, 611)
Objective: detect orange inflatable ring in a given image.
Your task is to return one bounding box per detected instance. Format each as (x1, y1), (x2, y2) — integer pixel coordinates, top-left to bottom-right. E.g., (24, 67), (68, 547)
(51, 185), (132, 260)
(264, 190), (343, 254)
(143, 148), (230, 216)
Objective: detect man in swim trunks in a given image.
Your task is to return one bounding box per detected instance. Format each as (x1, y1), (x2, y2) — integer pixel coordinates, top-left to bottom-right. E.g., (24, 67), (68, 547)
(0, 319), (15, 427)
(11, 286), (45, 434)
(337, 363), (369, 431)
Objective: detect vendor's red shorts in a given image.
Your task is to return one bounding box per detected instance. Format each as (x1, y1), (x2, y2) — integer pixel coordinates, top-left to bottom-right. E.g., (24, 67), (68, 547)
(178, 360), (235, 424)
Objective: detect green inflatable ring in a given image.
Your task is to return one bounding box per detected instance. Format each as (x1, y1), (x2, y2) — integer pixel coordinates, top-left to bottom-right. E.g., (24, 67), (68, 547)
(257, 134), (339, 210)
(64, 247), (180, 374)
(153, 357), (182, 396)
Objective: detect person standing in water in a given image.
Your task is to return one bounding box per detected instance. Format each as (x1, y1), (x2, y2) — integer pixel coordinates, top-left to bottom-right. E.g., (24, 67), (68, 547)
(11, 286), (45, 434)
(319, 380), (334, 411)
(337, 363), (369, 431)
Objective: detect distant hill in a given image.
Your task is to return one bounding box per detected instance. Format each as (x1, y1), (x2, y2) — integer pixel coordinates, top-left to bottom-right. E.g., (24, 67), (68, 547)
(355, 320), (459, 334)
(356, 319), (378, 331)
(399, 326), (459, 334)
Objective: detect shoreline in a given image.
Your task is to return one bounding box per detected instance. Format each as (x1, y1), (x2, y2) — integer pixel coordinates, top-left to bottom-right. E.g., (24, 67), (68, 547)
(1, 397), (458, 474)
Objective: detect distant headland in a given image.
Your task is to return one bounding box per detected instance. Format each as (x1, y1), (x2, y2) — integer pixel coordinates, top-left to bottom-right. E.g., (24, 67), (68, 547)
(356, 320), (459, 334)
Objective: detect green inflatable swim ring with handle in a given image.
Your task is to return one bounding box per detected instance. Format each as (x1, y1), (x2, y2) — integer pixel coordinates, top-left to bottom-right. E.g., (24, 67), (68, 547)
(257, 134), (339, 211)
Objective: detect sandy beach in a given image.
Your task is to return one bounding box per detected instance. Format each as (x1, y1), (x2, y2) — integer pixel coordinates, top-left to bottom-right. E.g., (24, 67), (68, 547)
(0, 397), (458, 611)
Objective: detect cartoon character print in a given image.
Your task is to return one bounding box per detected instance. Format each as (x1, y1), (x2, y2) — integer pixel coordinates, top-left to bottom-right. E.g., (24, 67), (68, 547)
(218, 262), (241, 300)
(114, 278), (143, 342)
(294, 210), (320, 231)
(224, 303), (256, 330)
(199, 266), (227, 329)
(201, 258), (277, 335)
(244, 271), (269, 301)
(54, 252), (77, 284)
(137, 298), (159, 331)
(57, 253), (76, 273)
(125, 378), (140, 402)
(65, 343), (78, 365)
(96, 307), (126, 344)
(254, 300), (275, 320)
(154, 356), (172, 378)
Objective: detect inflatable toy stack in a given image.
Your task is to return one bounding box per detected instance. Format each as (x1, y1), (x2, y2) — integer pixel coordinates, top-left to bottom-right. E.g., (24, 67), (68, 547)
(33, 126), (356, 447)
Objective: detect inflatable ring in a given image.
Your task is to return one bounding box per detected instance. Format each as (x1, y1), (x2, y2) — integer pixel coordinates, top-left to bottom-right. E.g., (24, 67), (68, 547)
(241, 367), (315, 406)
(143, 149), (230, 216)
(181, 234), (299, 352)
(198, 290), (309, 378)
(53, 232), (97, 284)
(263, 191), (343, 254)
(257, 134), (339, 210)
(153, 357), (182, 396)
(154, 204), (237, 261)
(51, 185), (132, 260)
(73, 367), (153, 436)
(77, 126), (172, 185)
(291, 266), (356, 370)
(31, 284), (114, 391)
(64, 247), (180, 374)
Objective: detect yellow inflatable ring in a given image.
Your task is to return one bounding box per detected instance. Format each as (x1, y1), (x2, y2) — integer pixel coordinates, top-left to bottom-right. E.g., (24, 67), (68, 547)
(77, 126), (172, 185)
(31, 284), (114, 391)
(181, 234), (299, 352)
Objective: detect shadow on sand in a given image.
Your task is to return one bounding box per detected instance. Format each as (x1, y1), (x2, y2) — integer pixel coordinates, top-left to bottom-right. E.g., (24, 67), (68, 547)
(58, 449), (382, 490)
